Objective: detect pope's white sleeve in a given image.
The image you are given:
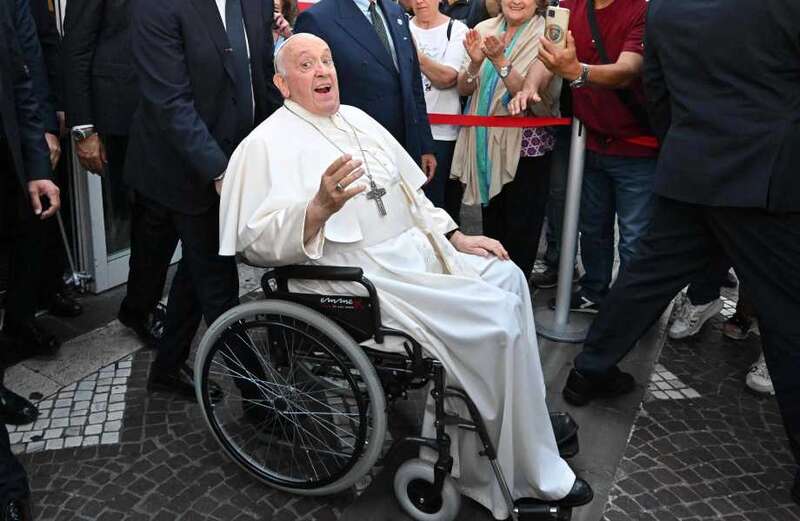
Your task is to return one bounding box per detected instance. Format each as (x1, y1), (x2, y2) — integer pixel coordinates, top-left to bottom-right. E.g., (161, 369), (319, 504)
(219, 136), (325, 266)
(240, 201), (325, 266)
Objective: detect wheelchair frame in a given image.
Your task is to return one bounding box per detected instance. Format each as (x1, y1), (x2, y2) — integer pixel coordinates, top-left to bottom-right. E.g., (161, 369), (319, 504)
(259, 265), (570, 521)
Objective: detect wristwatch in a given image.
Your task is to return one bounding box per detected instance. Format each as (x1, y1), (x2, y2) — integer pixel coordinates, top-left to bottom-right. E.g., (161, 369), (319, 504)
(71, 126), (97, 141)
(498, 62), (513, 79)
(569, 63), (590, 88)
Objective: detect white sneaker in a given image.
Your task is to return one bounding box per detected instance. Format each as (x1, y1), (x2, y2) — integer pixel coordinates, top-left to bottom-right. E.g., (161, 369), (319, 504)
(746, 353), (775, 395)
(668, 298), (723, 339)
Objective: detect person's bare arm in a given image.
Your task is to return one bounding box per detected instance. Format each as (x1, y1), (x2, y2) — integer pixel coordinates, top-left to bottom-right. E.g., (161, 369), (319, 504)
(419, 53), (459, 89)
(508, 60), (554, 115)
(457, 29), (484, 96)
(539, 32), (643, 89)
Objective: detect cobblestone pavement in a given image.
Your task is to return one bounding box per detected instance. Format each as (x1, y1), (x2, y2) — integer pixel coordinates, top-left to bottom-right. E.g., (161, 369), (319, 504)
(604, 303), (800, 521)
(18, 350), (349, 521)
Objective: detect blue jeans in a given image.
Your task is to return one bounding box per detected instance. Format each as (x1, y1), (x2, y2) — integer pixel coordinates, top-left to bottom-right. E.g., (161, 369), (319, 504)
(579, 151), (656, 303)
(423, 140), (463, 224)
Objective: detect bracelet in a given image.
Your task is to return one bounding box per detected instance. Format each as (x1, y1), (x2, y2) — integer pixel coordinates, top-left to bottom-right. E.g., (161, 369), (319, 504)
(445, 228), (459, 240)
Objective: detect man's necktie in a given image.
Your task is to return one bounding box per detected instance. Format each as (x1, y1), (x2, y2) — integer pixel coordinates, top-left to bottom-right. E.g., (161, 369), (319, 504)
(367, 1), (393, 61)
(225, 0), (254, 128)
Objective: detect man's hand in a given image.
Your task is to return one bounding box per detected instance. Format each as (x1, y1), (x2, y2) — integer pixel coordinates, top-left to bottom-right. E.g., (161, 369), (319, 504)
(463, 29), (485, 66)
(310, 155), (366, 219)
(44, 132), (61, 170)
(273, 12), (292, 39)
(508, 89), (542, 116)
(421, 153), (437, 183)
(450, 231), (509, 260)
(482, 34), (506, 66)
(539, 31), (582, 81)
(27, 179), (61, 219)
(76, 133), (107, 174)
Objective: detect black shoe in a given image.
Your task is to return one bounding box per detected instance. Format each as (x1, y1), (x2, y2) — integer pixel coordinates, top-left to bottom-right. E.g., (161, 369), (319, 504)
(531, 266), (579, 289)
(792, 470), (799, 506)
(3, 320), (60, 359)
(48, 292), (83, 318)
(3, 496), (32, 521)
(557, 478), (594, 507)
(148, 364), (223, 403)
(0, 386), (38, 425)
(118, 308), (158, 347)
(550, 411), (578, 447)
(548, 292), (599, 314)
(563, 368), (636, 407)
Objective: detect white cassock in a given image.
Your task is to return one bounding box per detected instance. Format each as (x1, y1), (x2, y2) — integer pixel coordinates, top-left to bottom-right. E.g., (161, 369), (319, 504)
(219, 99), (575, 520)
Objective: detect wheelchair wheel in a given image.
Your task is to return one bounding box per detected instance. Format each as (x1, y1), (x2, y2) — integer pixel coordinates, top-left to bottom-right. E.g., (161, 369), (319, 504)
(394, 459), (461, 521)
(195, 300), (388, 496)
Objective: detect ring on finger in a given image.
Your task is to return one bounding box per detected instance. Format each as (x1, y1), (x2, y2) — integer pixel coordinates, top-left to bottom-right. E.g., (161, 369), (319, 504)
(335, 182), (345, 192)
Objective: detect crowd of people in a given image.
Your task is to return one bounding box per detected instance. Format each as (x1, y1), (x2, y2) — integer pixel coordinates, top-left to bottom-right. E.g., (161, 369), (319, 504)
(0, 0), (798, 518)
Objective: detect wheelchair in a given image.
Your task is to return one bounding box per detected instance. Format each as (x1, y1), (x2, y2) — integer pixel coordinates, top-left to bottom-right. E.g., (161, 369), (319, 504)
(194, 265), (579, 521)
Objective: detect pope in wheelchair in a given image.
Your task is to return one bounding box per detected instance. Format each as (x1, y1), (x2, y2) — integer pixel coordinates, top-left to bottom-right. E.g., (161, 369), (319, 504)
(200, 34), (592, 521)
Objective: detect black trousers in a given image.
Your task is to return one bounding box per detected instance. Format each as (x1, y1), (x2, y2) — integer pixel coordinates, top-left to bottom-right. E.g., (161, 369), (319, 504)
(102, 136), (178, 323)
(0, 146), (45, 328)
(151, 199), (239, 374)
(0, 422), (27, 506)
(575, 196), (800, 465)
(482, 154), (551, 276)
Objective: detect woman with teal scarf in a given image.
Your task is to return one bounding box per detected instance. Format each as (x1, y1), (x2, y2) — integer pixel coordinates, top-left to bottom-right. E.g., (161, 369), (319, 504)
(451, 0), (561, 277)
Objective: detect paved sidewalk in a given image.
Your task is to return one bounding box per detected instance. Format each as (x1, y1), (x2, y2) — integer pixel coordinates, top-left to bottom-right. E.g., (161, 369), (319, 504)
(606, 304), (800, 521)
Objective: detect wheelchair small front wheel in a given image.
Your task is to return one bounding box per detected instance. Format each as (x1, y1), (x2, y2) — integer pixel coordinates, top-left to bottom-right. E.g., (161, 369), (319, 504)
(394, 458), (461, 521)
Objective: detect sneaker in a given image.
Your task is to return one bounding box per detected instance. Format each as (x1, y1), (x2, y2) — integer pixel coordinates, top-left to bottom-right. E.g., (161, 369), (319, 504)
(668, 298), (723, 339)
(745, 353), (774, 396)
(722, 313), (760, 340)
(530, 266), (579, 289)
(548, 292), (599, 314)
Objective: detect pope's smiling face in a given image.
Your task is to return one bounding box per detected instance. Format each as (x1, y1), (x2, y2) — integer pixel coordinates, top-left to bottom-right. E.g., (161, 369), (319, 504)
(274, 35), (340, 116)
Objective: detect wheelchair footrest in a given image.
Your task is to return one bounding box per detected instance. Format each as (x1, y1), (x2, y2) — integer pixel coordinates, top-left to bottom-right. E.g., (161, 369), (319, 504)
(514, 501), (572, 521)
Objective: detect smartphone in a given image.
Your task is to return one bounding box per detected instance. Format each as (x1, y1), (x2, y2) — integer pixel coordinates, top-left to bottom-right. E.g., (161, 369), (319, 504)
(545, 6), (570, 48)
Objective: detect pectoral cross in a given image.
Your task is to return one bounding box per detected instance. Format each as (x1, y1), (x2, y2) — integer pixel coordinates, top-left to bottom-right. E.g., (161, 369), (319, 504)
(366, 178), (387, 217)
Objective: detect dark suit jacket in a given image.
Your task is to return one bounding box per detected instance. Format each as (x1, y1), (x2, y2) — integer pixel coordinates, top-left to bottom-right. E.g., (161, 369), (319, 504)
(30, 0), (62, 112)
(294, 0), (434, 162)
(12, 0), (57, 134)
(125, 0), (282, 215)
(644, 0), (800, 212)
(62, 0), (139, 135)
(0, 0), (50, 190)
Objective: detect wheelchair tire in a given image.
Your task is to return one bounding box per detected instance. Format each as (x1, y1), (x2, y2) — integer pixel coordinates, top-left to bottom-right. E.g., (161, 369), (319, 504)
(195, 299), (388, 496)
(394, 458), (462, 521)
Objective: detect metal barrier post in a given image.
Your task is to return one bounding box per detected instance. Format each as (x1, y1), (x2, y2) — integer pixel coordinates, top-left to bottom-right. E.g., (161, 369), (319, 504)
(535, 118), (593, 343)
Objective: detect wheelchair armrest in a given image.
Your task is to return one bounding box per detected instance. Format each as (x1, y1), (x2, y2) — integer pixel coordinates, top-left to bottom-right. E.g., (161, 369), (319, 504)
(272, 265), (365, 282)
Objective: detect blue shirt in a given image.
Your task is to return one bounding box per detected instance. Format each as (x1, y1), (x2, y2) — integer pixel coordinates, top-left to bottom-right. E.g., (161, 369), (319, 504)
(352, 0), (399, 69)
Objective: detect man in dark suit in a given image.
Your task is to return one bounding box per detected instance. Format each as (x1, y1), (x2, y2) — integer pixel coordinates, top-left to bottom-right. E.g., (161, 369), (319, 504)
(294, 0), (437, 180)
(1, 0), (60, 514)
(63, 0), (178, 345)
(2, 0), (63, 357)
(129, 0), (281, 398)
(563, 0), (800, 504)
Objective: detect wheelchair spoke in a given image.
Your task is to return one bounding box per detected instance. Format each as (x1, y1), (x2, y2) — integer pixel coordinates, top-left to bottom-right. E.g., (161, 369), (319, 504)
(202, 310), (376, 489)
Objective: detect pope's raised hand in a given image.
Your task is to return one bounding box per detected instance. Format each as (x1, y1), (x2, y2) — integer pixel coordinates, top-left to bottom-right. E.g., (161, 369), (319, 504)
(312, 154), (366, 219)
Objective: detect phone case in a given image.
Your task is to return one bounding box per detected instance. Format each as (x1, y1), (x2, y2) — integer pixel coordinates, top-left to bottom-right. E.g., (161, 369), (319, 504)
(545, 6), (570, 48)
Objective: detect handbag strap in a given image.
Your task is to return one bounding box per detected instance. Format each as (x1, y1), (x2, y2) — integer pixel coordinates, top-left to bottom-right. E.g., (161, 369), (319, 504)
(585, 0), (652, 134)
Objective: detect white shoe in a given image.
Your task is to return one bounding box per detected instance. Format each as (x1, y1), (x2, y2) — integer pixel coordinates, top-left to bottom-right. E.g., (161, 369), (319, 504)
(746, 353), (775, 395)
(668, 298), (723, 339)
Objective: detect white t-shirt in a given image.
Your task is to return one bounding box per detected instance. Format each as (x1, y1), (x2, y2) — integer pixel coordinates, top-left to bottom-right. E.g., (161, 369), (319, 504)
(410, 18), (468, 142)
